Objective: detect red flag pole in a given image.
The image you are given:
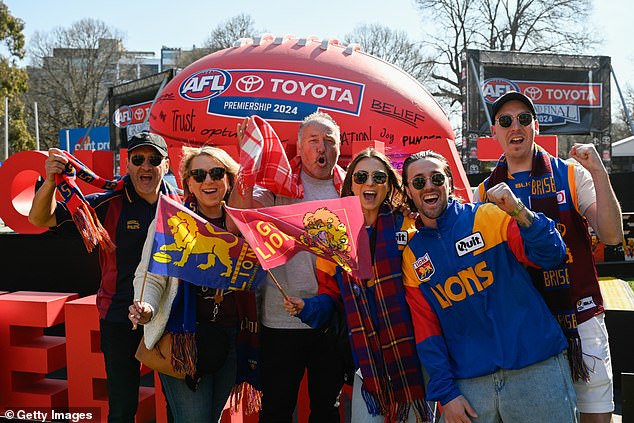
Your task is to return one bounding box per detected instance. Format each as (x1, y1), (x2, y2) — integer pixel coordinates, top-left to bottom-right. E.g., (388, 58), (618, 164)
(267, 270), (289, 301)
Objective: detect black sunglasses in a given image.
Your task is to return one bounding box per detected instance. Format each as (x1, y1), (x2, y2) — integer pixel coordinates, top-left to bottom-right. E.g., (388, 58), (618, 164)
(496, 112), (534, 128)
(352, 170), (388, 185)
(409, 173), (446, 190)
(189, 167), (226, 183)
(130, 154), (163, 167)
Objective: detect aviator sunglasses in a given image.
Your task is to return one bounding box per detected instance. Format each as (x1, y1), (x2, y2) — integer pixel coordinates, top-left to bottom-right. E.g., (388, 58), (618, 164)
(130, 154), (163, 167)
(189, 167), (226, 183)
(409, 173), (446, 190)
(352, 170), (388, 185)
(496, 112), (534, 128)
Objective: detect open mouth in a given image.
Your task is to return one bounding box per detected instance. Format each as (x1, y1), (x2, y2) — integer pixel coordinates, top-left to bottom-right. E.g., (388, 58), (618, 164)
(509, 136), (524, 145)
(318, 157), (326, 165)
(362, 191), (377, 202)
(201, 188), (218, 195)
(423, 193), (439, 205)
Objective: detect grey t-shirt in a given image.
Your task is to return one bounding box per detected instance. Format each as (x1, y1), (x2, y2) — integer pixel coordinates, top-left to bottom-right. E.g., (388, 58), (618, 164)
(254, 170), (340, 329)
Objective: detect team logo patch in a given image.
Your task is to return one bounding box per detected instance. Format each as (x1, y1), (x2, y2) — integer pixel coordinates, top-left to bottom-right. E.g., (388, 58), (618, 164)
(576, 296), (596, 313)
(556, 190), (566, 204)
(413, 253), (435, 282)
(455, 232), (484, 257)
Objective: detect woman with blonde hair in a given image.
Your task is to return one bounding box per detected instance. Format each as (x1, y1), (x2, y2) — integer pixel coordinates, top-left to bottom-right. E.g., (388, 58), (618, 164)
(129, 146), (260, 422)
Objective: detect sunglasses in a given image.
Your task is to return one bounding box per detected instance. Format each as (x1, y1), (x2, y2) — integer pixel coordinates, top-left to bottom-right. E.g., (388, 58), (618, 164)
(130, 154), (164, 167)
(409, 173), (446, 190)
(352, 170), (388, 185)
(189, 167), (226, 183)
(496, 112), (534, 128)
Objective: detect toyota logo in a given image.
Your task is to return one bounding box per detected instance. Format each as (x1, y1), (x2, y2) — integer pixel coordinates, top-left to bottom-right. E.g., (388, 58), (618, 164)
(236, 75), (264, 93)
(524, 86), (542, 101)
(134, 108), (145, 121)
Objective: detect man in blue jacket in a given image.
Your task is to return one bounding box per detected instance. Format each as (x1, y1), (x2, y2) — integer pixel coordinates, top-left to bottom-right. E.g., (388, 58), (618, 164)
(401, 150), (577, 422)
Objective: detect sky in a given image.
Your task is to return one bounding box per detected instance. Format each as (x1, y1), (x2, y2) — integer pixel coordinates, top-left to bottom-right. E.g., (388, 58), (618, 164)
(4, 0), (634, 104)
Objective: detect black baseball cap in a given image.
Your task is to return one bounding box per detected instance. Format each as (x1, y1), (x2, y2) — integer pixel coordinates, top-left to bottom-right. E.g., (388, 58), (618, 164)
(127, 131), (168, 157)
(491, 91), (537, 119)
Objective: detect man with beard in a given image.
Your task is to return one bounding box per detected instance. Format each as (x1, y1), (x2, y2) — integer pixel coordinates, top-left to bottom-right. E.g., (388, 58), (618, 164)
(400, 150), (578, 423)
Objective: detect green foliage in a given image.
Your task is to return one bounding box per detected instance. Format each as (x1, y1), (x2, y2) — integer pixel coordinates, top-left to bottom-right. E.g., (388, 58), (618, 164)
(0, 2), (31, 154)
(0, 1), (25, 60)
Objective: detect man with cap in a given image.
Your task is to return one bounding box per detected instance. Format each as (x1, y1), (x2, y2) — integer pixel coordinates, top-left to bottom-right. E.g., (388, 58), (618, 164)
(474, 91), (622, 423)
(29, 131), (180, 423)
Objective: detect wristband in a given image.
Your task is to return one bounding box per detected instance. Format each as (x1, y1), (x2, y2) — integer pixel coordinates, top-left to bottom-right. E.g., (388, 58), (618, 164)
(509, 200), (525, 217)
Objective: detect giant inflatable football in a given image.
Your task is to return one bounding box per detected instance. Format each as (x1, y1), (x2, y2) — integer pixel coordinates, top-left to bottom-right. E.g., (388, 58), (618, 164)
(149, 34), (471, 200)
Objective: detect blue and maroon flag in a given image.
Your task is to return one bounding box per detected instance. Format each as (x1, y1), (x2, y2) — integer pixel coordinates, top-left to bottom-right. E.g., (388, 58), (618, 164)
(226, 196), (372, 279)
(148, 195), (266, 291)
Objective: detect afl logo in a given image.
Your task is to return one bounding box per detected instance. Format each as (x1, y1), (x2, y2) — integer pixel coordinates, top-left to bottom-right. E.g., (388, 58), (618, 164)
(236, 75), (264, 93)
(179, 68), (232, 101)
(481, 78), (520, 103)
(113, 106), (132, 128)
(524, 86), (542, 101)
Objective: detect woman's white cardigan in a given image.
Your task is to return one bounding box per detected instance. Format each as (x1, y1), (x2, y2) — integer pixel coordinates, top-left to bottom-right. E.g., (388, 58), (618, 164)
(133, 218), (179, 349)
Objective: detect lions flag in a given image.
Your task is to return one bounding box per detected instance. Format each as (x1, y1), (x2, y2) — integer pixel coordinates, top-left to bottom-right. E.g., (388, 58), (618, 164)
(225, 196), (371, 279)
(148, 195), (266, 291)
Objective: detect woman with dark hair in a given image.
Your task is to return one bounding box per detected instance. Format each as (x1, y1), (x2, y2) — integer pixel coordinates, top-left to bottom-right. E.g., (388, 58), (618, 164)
(284, 148), (432, 422)
(128, 146), (260, 422)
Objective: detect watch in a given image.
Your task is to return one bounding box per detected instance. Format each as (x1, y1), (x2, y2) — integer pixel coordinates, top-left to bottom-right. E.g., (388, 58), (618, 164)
(509, 200), (525, 217)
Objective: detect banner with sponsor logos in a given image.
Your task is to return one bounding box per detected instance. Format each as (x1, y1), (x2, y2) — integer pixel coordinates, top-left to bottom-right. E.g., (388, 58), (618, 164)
(464, 49), (610, 135)
(58, 127), (110, 152)
(108, 69), (175, 152)
(461, 49), (611, 172)
(145, 36), (473, 201)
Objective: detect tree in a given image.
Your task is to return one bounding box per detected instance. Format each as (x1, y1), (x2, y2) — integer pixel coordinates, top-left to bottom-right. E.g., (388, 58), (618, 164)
(612, 84), (634, 140)
(0, 1), (33, 155)
(25, 18), (125, 149)
(205, 13), (259, 51)
(414, 0), (596, 106)
(176, 14), (261, 69)
(343, 24), (434, 84)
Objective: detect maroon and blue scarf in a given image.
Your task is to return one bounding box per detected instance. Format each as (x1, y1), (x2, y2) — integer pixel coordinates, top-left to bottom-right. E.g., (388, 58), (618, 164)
(55, 152), (123, 252)
(340, 205), (430, 422)
(56, 151), (181, 253)
(484, 146), (594, 381)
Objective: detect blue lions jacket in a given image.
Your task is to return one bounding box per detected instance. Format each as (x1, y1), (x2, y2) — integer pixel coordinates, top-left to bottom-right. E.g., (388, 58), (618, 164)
(402, 200), (567, 405)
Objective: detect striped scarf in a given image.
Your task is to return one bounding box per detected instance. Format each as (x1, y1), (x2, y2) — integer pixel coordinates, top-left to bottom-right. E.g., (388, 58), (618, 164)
(55, 151), (123, 252)
(55, 151), (181, 253)
(484, 146), (591, 381)
(341, 206), (430, 422)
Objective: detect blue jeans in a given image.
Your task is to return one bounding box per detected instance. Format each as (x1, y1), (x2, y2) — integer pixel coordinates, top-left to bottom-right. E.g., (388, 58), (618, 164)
(99, 319), (143, 423)
(441, 352), (578, 423)
(160, 327), (237, 422)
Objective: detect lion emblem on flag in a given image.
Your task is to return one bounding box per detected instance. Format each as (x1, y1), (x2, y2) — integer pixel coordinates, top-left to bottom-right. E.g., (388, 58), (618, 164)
(159, 211), (238, 276)
(299, 207), (351, 270)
